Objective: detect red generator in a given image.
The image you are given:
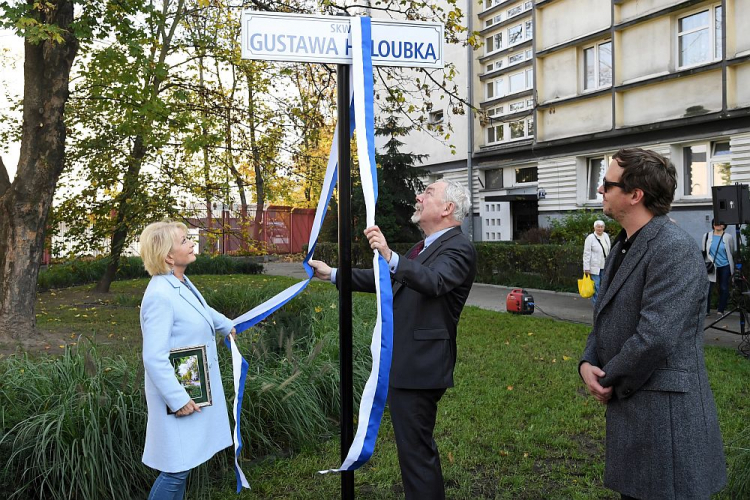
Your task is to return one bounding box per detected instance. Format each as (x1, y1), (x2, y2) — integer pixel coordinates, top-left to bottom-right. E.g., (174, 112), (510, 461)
(506, 288), (535, 315)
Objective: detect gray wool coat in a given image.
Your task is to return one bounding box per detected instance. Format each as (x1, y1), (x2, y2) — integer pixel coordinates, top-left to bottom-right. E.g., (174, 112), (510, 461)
(581, 215), (727, 499)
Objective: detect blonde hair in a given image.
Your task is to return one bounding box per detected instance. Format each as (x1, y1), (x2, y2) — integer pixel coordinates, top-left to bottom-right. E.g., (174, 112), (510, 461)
(139, 221), (188, 276)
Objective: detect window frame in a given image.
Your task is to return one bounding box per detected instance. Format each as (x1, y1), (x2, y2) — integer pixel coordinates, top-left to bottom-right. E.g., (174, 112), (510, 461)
(676, 4), (723, 70)
(484, 168), (504, 190)
(585, 155), (612, 202)
(681, 140), (731, 198)
(582, 40), (612, 92)
(428, 110), (444, 125)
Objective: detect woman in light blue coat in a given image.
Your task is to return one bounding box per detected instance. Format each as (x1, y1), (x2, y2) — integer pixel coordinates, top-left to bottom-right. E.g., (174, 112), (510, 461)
(139, 221), (236, 500)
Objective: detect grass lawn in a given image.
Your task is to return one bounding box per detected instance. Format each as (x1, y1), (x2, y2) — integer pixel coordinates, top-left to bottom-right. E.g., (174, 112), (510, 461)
(6, 275), (750, 499)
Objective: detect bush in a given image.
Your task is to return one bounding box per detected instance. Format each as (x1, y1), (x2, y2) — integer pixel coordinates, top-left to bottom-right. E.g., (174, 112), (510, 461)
(475, 242), (581, 292)
(315, 240), (582, 292)
(37, 255), (263, 291)
(0, 283), (374, 499)
(549, 210), (621, 245)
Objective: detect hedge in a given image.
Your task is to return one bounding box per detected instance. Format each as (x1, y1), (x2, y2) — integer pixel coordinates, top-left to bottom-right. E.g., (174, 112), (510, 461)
(37, 255), (264, 291)
(313, 241), (581, 292)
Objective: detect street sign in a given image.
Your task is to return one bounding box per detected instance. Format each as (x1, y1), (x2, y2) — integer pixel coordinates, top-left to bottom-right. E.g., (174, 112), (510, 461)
(241, 11), (444, 68)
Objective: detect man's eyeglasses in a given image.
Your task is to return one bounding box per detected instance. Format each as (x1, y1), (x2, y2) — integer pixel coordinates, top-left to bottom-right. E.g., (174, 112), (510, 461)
(602, 180), (625, 193)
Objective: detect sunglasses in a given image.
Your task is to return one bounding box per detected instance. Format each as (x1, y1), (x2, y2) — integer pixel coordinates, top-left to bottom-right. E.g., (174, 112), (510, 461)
(602, 180), (625, 193)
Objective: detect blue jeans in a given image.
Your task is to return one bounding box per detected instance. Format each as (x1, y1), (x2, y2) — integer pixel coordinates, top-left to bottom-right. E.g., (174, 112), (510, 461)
(148, 470), (190, 500)
(591, 273), (602, 306)
(707, 265), (731, 314)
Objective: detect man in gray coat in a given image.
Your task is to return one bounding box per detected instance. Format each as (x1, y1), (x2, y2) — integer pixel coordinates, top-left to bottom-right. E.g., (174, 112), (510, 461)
(579, 148), (726, 500)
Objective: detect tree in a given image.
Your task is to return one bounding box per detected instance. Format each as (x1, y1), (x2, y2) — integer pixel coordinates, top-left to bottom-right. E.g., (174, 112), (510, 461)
(0, 0), (79, 339)
(345, 113), (426, 254)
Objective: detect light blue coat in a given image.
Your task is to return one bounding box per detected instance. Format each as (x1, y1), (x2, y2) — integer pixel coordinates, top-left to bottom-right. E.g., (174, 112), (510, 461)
(140, 273), (234, 473)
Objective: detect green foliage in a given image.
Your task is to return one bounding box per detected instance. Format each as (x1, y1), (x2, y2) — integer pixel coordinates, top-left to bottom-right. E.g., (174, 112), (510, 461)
(0, 345), (151, 499)
(548, 211), (621, 245)
(314, 240), (583, 292)
(0, 281), (377, 499)
(36, 255), (262, 291)
(4, 277), (749, 498)
(475, 242), (581, 292)
(324, 114), (425, 255)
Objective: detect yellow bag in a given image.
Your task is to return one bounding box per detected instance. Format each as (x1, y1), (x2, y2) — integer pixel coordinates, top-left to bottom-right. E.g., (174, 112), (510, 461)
(578, 273), (595, 298)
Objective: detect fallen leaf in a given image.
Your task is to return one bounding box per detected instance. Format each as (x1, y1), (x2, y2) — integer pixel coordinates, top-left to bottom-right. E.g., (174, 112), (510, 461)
(507, 386), (513, 391)
(562, 355), (571, 361)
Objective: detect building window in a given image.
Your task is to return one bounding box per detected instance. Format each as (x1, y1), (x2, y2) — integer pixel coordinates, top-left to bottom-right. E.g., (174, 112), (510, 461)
(525, 20), (533, 40)
(509, 52), (524, 65)
(508, 5), (522, 17)
(428, 110), (444, 124)
(683, 141), (731, 196)
(677, 5), (722, 68)
(516, 167), (538, 183)
(508, 24), (524, 45)
(485, 14), (502, 29)
(587, 156), (611, 201)
(485, 32), (503, 55)
(487, 123), (505, 144)
(485, 169), (504, 190)
(509, 101), (525, 112)
(508, 68), (532, 94)
(486, 78), (504, 100)
(509, 120), (527, 139)
(583, 41), (612, 91)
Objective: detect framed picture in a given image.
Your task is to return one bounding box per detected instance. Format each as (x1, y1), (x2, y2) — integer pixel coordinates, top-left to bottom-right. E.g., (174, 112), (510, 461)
(167, 345), (212, 414)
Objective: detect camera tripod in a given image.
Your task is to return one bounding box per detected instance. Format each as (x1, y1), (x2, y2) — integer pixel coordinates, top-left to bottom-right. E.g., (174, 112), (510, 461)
(704, 224), (750, 357)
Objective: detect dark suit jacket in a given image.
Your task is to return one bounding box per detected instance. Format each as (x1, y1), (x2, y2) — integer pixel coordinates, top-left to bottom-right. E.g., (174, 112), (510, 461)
(581, 215), (726, 499)
(349, 226), (477, 390)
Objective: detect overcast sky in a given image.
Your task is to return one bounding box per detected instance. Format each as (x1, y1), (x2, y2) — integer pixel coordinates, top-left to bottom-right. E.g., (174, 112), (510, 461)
(0, 28), (23, 182)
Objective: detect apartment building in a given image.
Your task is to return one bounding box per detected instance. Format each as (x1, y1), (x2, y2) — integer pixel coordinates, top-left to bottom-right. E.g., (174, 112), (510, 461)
(400, 0), (750, 243)
(531, 0), (750, 242)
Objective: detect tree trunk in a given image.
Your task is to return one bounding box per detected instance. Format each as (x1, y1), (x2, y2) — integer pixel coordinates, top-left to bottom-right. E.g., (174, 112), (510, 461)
(94, 136), (146, 293)
(0, 0), (79, 340)
(93, 0), (186, 293)
(247, 71), (265, 242)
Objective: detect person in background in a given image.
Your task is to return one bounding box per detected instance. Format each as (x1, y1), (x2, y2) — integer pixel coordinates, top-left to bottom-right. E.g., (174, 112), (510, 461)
(579, 148), (726, 499)
(310, 180), (477, 500)
(703, 219), (735, 316)
(583, 220), (611, 306)
(139, 221), (236, 500)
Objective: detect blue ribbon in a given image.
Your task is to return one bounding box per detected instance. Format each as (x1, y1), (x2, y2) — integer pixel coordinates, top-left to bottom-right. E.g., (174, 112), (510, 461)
(227, 15), (392, 489)
(320, 16), (394, 473)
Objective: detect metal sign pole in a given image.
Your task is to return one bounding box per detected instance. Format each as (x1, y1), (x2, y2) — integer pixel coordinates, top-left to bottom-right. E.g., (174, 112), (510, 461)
(336, 62), (355, 500)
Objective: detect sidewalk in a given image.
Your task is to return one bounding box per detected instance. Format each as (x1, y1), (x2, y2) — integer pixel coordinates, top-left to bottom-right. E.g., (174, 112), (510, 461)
(262, 262), (747, 350)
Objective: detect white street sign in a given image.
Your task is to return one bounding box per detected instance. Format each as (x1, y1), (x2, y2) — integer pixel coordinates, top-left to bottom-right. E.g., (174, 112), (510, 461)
(241, 11), (444, 68)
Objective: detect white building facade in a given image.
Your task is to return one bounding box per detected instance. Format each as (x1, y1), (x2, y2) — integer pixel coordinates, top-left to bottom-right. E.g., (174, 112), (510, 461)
(399, 0), (750, 244)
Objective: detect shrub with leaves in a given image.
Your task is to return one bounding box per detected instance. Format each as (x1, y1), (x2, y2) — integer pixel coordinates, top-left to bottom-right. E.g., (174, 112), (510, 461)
(548, 210), (621, 245)
(0, 282), (374, 499)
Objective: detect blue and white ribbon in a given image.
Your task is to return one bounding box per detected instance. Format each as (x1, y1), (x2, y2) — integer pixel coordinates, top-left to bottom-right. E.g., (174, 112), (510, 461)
(319, 16), (394, 473)
(226, 15), (392, 490)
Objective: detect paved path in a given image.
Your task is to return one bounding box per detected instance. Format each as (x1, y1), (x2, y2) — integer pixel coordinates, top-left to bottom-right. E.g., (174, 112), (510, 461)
(262, 262), (748, 350)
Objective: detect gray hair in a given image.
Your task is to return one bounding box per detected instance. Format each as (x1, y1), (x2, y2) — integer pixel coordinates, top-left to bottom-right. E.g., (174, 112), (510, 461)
(593, 220), (605, 228)
(442, 180), (471, 223)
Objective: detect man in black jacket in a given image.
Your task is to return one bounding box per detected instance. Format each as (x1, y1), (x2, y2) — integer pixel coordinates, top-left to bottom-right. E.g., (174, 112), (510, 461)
(310, 179), (477, 499)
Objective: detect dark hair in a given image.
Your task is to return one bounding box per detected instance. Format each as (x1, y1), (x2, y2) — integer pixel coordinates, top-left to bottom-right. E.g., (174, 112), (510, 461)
(612, 148), (676, 216)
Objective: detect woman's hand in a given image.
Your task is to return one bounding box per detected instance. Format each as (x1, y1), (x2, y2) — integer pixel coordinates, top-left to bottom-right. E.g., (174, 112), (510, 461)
(175, 399), (201, 417)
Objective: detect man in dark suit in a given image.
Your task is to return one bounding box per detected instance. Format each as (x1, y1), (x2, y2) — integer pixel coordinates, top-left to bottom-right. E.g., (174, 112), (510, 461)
(310, 179), (477, 499)
(579, 148), (726, 499)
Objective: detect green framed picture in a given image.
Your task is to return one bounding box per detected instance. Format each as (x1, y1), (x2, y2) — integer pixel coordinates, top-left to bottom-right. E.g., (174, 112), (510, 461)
(167, 345), (212, 414)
